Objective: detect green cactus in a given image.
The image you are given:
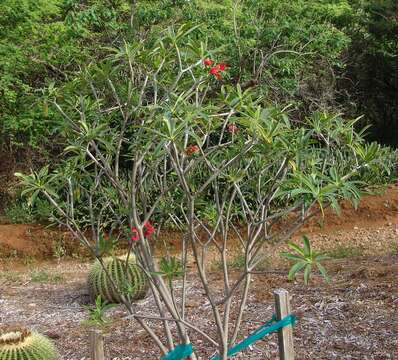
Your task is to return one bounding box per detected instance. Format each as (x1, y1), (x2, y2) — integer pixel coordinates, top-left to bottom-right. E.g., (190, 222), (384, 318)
(0, 327), (58, 360)
(87, 255), (148, 303)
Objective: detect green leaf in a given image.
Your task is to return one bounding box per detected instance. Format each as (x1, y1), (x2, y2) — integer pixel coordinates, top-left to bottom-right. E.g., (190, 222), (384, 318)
(316, 263), (330, 283)
(288, 261), (307, 281)
(302, 235), (311, 257)
(287, 242), (305, 256)
(281, 253), (307, 262)
(304, 264), (312, 285)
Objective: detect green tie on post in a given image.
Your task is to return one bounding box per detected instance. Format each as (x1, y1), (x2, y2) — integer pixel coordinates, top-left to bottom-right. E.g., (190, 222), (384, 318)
(161, 343), (193, 360)
(211, 314), (296, 360)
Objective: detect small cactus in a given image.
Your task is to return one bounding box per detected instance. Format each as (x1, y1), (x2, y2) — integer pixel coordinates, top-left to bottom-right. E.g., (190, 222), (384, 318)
(0, 327), (58, 360)
(87, 255), (148, 303)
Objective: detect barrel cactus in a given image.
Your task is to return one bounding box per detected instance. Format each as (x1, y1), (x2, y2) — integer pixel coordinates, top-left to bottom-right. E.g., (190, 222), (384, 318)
(87, 255), (148, 303)
(0, 327), (57, 360)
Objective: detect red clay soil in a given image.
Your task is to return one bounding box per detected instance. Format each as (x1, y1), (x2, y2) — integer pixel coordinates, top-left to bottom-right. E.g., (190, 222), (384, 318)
(0, 184), (397, 258)
(301, 184), (398, 235)
(0, 224), (81, 259)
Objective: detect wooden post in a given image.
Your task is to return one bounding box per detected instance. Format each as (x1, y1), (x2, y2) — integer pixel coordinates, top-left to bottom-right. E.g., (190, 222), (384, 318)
(274, 289), (294, 360)
(90, 329), (105, 360)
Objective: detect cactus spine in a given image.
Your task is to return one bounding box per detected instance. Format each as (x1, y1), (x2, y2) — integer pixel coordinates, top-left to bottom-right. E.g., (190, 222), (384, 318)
(0, 327), (58, 360)
(87, 255), (148, 303)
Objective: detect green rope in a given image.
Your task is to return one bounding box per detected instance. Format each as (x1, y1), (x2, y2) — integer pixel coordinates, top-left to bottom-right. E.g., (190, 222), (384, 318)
(160, 314), (296, 360)
(161, 343), (193, 360)
(212, 314), (296, 359)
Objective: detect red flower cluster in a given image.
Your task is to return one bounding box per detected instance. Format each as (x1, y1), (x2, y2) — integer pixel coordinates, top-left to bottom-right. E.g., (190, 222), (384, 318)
(185, 144), (199, 156)
(144, 222), (155, 237)
(130, 222), (155, 242)
(203, 58), (227, 79)
(227, 124), (239, 134)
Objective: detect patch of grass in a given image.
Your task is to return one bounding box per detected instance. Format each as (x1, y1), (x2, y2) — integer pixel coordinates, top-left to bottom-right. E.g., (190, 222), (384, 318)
(212, 253), (247, 271)
(390, 242), (398, 256)
(22, 256), (36, 266)
(0, 271), (23, 284)
(327, 245), (363, 259)
(228, 254), (246, 269)
(29, 269), (63, 283)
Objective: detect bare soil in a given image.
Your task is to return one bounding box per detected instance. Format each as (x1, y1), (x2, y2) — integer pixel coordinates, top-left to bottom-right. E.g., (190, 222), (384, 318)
(0, 185), (397, 359)
(1, 185), (397, 259)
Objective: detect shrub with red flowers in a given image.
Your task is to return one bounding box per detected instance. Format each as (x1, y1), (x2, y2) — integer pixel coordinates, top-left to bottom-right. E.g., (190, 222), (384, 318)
(16, 24), (388, 360)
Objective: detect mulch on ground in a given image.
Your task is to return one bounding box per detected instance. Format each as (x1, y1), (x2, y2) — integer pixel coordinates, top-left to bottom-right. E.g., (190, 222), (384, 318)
(1, 253), (397, 359)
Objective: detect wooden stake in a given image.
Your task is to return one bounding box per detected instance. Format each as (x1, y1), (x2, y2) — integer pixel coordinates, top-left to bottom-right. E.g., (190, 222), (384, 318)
(274, 289), (294, 360)
(90, 329), (105, 360)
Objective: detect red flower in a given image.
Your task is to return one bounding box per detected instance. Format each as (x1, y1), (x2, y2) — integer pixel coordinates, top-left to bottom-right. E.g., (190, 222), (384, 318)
(130, 227), (139, 242)
(209, 67), (221, 79)
(227, 124), (239, 134)
(209, 62), (227, 79)
(143, 222), (155, 238)
(218, 62), (227, 71)
(185, 144), (200, 156)
(130, 222), (155, 242)
(203, 58), (214, 67)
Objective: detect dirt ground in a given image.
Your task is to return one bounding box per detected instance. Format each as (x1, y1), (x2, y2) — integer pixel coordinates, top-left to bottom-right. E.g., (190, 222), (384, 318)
(0, 185), (397, 359)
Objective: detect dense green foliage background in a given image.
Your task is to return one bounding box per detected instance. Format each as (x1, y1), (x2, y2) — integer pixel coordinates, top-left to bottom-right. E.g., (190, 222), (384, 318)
(0, 0), (397, 217)
(1, 0), (397, 147)
(341, 0), (398, 146)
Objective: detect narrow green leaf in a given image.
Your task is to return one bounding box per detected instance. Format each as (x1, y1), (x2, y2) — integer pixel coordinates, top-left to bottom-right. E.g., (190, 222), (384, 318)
(287, 242), (305, 256)
(302, 235), (311, 257)
(317, 263), (330, 283)
(288, 261), (306, 281)
(304, 264), (312, 285)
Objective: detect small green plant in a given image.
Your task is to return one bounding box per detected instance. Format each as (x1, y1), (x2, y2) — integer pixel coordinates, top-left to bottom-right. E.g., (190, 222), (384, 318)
(29, 269), (63, 283)
(53, 240), (66, 260)
(327, 245), (363, 259)
(30, 270), (50, 283)
(4, 201), (34, 224)
(96, 234), (117, 257)
(0, 271), (22, 284)
(282, 235), (330, 285)
(154, 256), (184, 284)
(0, 326), (58, 359)
(228, 254), (246, 270)
(83, 295), (116, 326)
(4, 198), (53, 224)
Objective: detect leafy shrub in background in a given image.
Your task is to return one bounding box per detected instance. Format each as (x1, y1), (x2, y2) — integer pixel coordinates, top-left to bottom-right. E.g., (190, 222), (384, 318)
(4, 197), (52, 224)
(2, 0), (397, 222)
(0, 0), (354, 151)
